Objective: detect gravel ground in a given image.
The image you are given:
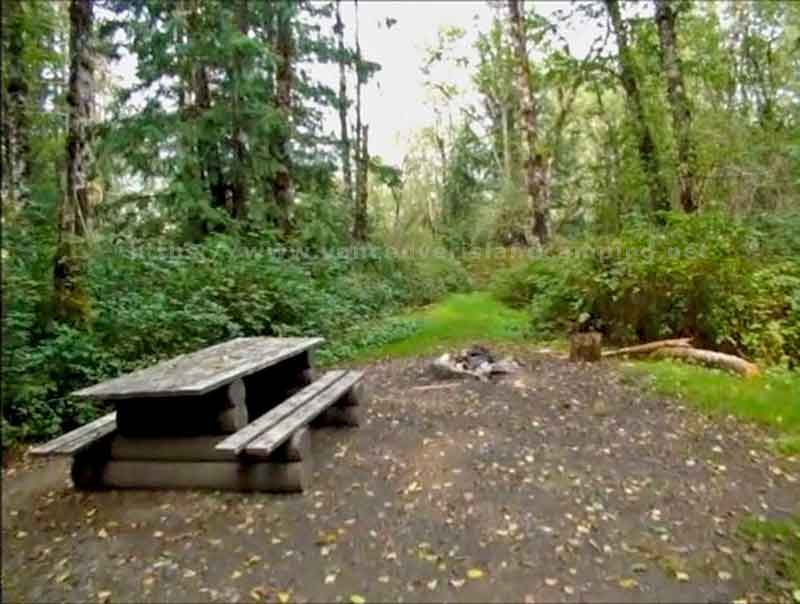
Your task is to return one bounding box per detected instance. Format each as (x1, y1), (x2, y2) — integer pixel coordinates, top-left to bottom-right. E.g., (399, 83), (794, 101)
(3, 350), (798, 603)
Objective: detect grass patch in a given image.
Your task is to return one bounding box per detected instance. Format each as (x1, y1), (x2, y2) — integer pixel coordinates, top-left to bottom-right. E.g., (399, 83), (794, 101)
(627, 361), (800, 454)
(737, 515), (800, 597)
(326, 291), (530, 363)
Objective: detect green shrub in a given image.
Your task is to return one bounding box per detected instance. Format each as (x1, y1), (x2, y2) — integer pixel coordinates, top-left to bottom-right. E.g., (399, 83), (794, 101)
(489, 211), (800, 364)
(1, 234), (469, 445)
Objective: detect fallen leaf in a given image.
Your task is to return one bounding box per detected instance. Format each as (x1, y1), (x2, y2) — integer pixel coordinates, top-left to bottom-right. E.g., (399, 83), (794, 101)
(316, 531), (338, 546)
(467, 568), (485, 580)
(277, 592), (290, 604)
(350, 595), (366, 604)
(545, 578), (558, 587)
(717, 571), (732, 581)
(97, 590), (112, 603)
(449, 579), (465, 588)
(619, 578), (638, 589)
(675, 571), (690, 582)
(377, 576), (389, 584)
(324, 574), (336, 585)
(427, 579), (438, 590)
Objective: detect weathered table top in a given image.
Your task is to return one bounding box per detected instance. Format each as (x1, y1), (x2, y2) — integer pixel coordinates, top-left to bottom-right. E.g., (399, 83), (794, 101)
(73, 337), (323, 401)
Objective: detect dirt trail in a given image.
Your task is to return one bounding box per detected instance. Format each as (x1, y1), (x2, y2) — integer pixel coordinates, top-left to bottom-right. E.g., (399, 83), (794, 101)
(3, 351), (798, 603)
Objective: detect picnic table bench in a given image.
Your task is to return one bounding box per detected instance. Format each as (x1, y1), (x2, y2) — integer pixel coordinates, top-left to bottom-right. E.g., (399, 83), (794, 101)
(29, 337), (365, 493)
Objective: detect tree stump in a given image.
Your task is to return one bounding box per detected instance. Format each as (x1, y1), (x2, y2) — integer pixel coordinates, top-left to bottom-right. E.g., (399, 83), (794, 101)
(569, 332), (602, 362)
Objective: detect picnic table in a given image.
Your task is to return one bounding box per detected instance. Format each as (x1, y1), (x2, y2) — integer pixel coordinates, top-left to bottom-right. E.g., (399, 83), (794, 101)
(30, 337), (365, 493)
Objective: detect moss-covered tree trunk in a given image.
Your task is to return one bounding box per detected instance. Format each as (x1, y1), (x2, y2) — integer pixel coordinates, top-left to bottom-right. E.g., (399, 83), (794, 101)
(508, 0), (548, 246)
(604, 0), (670, 219)
(353, 124), (369, 242)
(654, 0), (697, 213)
(272, 3), (294, 236)
(230, 0), (250, 221)
(2, 0), (32, 211)
(335, 0), (353, 208)
(54, 0), (94, 325)
(351, 0), (367, 242)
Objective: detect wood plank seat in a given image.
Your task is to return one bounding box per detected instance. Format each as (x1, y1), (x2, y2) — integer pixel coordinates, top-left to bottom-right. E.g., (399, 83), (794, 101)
(29, 412), (117, 457)
(216, 369), (364, 459)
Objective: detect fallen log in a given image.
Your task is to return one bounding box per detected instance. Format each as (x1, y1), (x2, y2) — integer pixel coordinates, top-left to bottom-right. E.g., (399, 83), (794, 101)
(651, 346), (760, 377)
(602, 338), (692, 358)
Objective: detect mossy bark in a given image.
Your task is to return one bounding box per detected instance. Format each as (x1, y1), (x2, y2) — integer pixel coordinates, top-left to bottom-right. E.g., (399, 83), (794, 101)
(53, 0), (94, 326)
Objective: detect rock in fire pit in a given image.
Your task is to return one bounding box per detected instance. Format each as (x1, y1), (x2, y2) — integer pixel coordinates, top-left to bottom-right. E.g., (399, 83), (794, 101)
(430, 345), (521, 381)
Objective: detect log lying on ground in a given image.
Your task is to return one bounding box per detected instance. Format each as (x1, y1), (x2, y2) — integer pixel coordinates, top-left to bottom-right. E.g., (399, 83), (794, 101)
(602, 338), (693, 358)
(652, 346), (760, 377)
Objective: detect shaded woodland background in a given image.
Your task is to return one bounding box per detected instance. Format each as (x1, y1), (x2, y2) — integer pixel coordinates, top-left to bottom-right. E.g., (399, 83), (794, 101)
(2, 0), (799, 443)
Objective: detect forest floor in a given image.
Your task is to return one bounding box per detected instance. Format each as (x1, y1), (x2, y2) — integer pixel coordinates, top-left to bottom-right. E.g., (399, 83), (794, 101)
(3, 345), (799, 603)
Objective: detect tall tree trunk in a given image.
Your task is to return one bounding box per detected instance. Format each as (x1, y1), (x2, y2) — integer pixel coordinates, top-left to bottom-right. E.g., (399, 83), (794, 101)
(230, 0), (249, 220)
(3, 0), (32, 210)
(187, 0), (226, 221)
(351, 0), (368, 241)
(54, 0), (94, 325)
(654, 0), (696, 213)
(335, 0), (353, 207)
(272, 3), (294, 236)
(604, 0), (670, 219)
(260, 2), (276, 210)
(507, 0), (548, 246)
(353, 124), (369, 242)
(501, 105), (513, 183)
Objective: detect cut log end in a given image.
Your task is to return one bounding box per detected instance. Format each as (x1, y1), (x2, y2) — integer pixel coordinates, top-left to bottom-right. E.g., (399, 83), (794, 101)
(271, 427), (312, 462)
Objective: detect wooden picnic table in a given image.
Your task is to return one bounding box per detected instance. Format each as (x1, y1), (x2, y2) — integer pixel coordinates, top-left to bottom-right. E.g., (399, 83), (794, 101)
(30, 336), (365, 493)
(73, 336), (323, 400)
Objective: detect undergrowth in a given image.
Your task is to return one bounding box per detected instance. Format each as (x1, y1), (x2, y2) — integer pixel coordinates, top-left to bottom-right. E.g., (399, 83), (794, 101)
(1, 234), (471, 444)
(491, 211), (800, 366)
(627, 360), (800, 454)
(737, 515), (800, 599)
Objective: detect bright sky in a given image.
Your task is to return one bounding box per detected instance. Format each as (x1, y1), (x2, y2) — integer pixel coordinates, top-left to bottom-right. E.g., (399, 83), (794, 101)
(332, 1), (492, 166)
(338, 1), (603, 166)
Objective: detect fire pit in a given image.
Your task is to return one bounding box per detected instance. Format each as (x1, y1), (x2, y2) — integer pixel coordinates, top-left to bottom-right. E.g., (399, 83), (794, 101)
(430, 345), (520, 381)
